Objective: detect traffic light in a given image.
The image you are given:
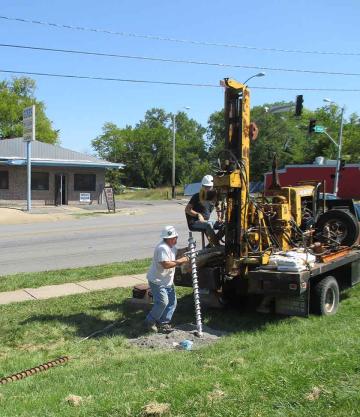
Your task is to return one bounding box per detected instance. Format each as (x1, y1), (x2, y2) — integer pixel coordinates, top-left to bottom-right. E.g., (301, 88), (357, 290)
(340, 159), (346, 170)
(308, 119), (317, 134)
(295, 95), (303, 116)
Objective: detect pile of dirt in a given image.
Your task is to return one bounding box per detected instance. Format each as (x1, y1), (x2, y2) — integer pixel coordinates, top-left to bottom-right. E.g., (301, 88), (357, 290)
(129, 323), (226, 350)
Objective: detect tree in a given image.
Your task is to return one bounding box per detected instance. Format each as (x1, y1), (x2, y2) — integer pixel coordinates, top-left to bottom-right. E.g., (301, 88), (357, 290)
(312, 105), (360, 163)
(250, 103), (311, 179)
(206, 110), (225, 158)
(0, 77), (59, 143)
(207, 103), (312, 180)
(92, 108), (208, 188)
(343, 113), (360, 161)
(171, 111), (208, 186)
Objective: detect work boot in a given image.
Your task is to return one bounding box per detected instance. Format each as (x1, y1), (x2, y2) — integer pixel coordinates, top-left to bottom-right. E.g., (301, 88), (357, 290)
(143, 320), (158, 333)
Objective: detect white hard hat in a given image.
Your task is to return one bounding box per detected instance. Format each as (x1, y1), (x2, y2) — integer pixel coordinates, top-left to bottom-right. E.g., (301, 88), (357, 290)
(160, 225), (178, 239)
(201, 175), (213, 187)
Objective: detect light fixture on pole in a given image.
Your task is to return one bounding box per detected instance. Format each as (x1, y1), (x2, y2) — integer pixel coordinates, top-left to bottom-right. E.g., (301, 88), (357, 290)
(243, 72), (266, 85)
(323, 98), (345, 196)
(172, 106), (190, 199)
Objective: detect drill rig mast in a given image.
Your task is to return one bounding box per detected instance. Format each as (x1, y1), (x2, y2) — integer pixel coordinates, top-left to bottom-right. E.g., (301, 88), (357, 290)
(214, 79), (251, 276)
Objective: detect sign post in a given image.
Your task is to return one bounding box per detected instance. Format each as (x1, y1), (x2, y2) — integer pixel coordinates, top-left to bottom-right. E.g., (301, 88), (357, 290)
(104, 187), (116, 213)
(23, 105), (35, 212)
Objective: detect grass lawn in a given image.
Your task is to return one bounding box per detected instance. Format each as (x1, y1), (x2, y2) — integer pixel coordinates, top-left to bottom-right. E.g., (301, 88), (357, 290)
(0, 274), (359, 416)
(116, 186), (184, 201)
(0, 259), (151, 292)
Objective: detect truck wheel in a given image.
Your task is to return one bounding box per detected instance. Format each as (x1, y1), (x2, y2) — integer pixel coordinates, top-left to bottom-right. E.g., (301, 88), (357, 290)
(311, 276), (339, 316)
(315, 209), (360, 246)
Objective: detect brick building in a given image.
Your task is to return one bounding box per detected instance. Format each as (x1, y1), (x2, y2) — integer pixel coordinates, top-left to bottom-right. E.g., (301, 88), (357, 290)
(0, 138), (122, 206)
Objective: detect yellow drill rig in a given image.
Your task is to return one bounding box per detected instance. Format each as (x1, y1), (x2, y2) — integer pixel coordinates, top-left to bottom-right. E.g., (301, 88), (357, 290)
(175, 78), (360, 317)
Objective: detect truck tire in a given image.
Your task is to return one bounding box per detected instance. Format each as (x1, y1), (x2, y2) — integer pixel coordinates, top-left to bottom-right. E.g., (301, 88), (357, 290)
(315, 209), (360, 247)
(311, 276), (339, 316)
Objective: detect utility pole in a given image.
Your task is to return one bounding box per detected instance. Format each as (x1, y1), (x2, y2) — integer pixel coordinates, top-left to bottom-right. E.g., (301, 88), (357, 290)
(322, 99), (345, 196)
(333, 106), (344, 196)
(23, 105), (35, 211)
(171, 114), (176, 199)
(171, 107), (190, 199)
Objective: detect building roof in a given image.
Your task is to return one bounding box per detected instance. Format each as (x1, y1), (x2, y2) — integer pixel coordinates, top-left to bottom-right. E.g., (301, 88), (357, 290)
(0, 138), (123, 169)
(265, 162), (360, 176)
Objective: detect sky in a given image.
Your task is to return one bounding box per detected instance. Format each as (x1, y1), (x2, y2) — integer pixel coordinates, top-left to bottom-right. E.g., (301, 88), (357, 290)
(0, 0), (360, 153)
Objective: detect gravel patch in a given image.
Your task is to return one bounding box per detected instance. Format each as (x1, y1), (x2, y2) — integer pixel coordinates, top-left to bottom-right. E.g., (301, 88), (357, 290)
(128, 323), (226, 350)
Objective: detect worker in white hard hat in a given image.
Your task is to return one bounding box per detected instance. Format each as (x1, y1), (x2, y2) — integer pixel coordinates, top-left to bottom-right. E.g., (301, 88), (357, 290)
(185, 175), (221, 246)
(144, 225), (189, 333)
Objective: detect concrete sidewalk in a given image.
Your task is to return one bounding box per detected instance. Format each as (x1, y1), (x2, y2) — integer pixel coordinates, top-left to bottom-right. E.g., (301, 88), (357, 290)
(0, 274), (147, 305)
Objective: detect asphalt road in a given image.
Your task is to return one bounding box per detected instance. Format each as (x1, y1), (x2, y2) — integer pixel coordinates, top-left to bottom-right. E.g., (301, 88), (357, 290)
(0, 200), (195, 276)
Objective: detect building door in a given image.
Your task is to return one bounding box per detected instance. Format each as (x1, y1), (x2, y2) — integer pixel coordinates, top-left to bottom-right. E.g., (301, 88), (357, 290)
(55, 174), (67, 205)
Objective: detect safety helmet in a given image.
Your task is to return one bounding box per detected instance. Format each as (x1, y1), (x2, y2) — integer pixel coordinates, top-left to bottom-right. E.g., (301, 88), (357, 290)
(160, 225), (178, 239)
(201, 174), (213, 187)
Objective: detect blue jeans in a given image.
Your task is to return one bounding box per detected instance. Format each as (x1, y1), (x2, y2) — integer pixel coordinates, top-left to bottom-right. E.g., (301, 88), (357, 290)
(189, 220), (217, 244)
(146, 282), (177, 325)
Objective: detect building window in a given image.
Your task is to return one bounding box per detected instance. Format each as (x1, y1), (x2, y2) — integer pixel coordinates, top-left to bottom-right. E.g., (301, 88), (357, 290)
(32, 172), (49, 190)
(74, 174), (96, 191)
(0, 171), (9, 189)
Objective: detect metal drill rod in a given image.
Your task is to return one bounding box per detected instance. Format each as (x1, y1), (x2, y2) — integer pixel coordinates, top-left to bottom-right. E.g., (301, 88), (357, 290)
(0, 356), (69, 385)
(188, 232), (203, 337)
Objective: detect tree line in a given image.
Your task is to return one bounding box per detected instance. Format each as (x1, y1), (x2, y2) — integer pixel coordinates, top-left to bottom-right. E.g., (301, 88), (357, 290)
(93, 102), (360, 188)
(1, 77), (359, 189)
(0, 77), (58, 143)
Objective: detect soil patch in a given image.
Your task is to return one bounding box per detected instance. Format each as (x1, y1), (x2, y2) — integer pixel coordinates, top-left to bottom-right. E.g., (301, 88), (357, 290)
(129, 323), (226, 350)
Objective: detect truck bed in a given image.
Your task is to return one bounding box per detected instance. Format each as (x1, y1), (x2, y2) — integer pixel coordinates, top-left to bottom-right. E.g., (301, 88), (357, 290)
(248, 249), (360, 296)
(247, 249), (360, 316)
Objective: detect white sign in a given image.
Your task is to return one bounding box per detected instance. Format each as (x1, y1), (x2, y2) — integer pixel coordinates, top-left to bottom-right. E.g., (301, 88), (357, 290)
(23, 105), (35, 141)
(79, 193), (91, 203)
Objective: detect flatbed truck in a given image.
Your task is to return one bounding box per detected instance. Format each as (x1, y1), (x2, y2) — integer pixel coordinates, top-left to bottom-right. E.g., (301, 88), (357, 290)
(175, 248), (360, 317)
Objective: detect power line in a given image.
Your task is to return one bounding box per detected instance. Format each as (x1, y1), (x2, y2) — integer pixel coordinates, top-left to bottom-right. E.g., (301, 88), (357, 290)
(251, 86), (360, 92)
(0, 69), (219, 87)
(1, 69), (360, 91)
(1, 15), (360, 57)
(1, 42), (360, 77)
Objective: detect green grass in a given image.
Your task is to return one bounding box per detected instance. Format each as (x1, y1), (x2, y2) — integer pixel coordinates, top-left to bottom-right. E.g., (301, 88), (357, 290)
(70, 211), (111, 218)
(0, 281), (359, 416)
(116, 186), (184, 201)
(0, 259), (151, 292)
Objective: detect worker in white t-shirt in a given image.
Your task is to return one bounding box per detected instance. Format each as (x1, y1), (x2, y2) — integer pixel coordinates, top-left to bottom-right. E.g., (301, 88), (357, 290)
(145, 225), (188, 333)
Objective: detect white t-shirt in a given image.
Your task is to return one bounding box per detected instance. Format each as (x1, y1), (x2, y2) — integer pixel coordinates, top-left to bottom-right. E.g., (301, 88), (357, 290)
(147, 240), (177, 287)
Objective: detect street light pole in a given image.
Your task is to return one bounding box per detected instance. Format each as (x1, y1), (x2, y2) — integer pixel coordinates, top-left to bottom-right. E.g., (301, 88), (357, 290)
(323, 99), (345, 196)
(171, 113), (176, 199)
(243, 72), (266, 85)
(333, 105), (345, 196)
(171, 107), (190, 199)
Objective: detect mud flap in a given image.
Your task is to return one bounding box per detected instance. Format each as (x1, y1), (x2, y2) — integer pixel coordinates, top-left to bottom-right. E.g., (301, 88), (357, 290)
(274, 289), (310, 317)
